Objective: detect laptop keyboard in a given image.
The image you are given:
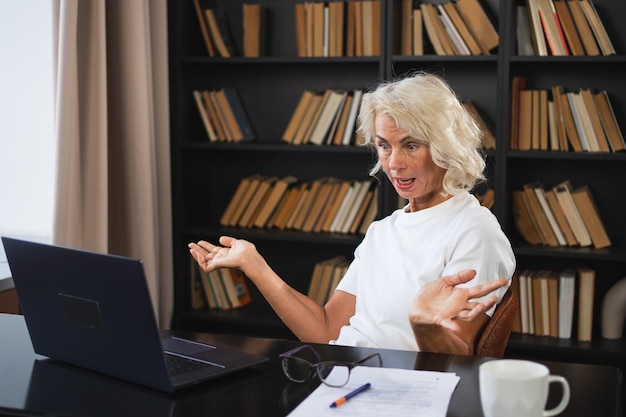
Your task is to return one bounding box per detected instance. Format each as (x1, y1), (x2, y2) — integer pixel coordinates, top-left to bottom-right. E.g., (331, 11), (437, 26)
(165, 353), (213, 376)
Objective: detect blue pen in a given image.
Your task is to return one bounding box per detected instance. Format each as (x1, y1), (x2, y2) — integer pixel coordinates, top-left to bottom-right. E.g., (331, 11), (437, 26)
(329, 382), (371, 408)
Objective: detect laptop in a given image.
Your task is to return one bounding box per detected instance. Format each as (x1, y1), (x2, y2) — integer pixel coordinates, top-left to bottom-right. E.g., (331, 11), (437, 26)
(2, 236), (269, 393)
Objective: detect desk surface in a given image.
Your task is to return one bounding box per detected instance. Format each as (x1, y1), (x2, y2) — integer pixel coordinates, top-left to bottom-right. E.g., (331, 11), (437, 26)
(0, 313), (622, 417)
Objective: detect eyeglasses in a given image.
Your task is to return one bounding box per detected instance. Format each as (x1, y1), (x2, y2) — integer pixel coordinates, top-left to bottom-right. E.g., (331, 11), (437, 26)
(279, 344), (383, 387)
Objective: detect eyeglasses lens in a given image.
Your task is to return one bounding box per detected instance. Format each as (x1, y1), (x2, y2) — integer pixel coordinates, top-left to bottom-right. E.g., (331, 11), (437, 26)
(282, 357), (312, 382)
(317, 363), (350, 387)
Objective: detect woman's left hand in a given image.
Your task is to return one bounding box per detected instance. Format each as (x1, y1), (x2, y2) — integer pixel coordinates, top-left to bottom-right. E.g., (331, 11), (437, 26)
(409, 269), (508, 332)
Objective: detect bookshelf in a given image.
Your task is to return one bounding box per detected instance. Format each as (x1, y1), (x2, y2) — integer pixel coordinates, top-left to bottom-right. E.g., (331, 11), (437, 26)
(168, 0), (626, 380)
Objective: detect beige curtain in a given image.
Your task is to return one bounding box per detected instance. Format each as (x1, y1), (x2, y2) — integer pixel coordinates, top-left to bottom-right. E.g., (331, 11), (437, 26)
(51, 0), (172, 328)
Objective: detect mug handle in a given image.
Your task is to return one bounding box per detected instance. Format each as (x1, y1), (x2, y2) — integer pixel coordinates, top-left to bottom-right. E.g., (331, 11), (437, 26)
(544, 375), (570, 417)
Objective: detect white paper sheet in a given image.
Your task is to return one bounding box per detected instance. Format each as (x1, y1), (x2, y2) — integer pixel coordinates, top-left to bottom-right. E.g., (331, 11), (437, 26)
(287, 366), (460, 417)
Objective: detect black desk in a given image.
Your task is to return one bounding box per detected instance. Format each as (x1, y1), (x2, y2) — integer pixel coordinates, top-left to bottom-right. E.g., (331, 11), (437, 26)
(0, 313), (621, 417)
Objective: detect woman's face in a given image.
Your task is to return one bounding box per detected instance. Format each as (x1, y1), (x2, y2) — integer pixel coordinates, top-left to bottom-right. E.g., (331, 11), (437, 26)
(374, 113), (449, 212)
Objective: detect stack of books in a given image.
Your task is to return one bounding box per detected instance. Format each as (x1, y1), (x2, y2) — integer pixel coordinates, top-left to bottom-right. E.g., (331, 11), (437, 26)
(405, 0), (499, 56)
(220, 175), (378, 235)
(511, 267), (595, 342)
(510, 78), (625, 153)
(192, 88), (256, 143)
(282, 89), (363, 146)
(307, 255), (351, 305)
(294, 1), (381, 57)
(190, 259), (252, 310)
(512, 180), (611, 249)
(192, 0), (236, 58)
(518, 0), (615, 57)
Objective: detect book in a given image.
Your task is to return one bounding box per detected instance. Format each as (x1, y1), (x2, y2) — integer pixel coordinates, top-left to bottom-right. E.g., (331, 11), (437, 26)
(330, 94), (353, 145)
(198, 267), (218, 309)
(293, 92), (325, 145)
(238, 176), (277, 227)
(537, 89), (549, 150)
(526, 0), (548, 56)
(243, 3), (265, 57)
(190, 257), (206, 309)
(271, 184), (306, 230)
(553, 0), (585, 56)
(531, 271), (544, 335)
(209, 269), (230, 309)
(349, 188), (375, 234)
(228, 174), (264, 227)
(544, 188), (578, 246)
(547, 271), (559, 338)
(329, 181), (357, 232)
(523, 182), (559, 246)
(517, 89), (533, 151)
(548, 100), (559, 150)
(577, 266), (595, 342)
(531, 89), (540, 150)
(221, 87), (256, 141)
(566, 91), (592, 151)
(202, 90), (228, 141)
(420, 3), (449, 55)
(550, 85), (569, 151)
(510, 271), (522, 333)
(220, 268), (252, 308)
(592, 90), (626, 153)
(455, 0), (499, 54)
(401, 0), (414, 55)
(558, 89), (584, 152)
(443, 2), (482, 55)
(220, 175), (254, 226)
(579, 0), (615, 56)
(252, 175), (299, 228)
(413, 7), (423, 55)
(192, 0), (216, 57)
(308, 89), (348, 145)
(552, 180), (592, 246)
(294, 3), (306, 57)
(312, 180), (344, 232)
(204, 7), (236, 58)
(437, 4), (470, 55)
(570, 185), (611, 249)
(214, 89), (244, 142)
(512, 190), (543, 245)
(558, 268), (576, 339)
(537, 0), (569, 56)
(579, 88), (610, 153)
(283, 90), (316, 144)
(328, 1), (346, 57)
(320, 180), (353, 232)
(301, 178), (337, 232)
(291, 179), (325, 230)
(517, 270), (530, 334)
(566, 0), (600, 56)
(192, 90), (218, 142)
(517, 5), (535, 56)
(342, 89), (363, 145)
(358, 187), (379, 235)
(361, 0), (381, 56)
(353, 0), (364, 56)
(339, 180), (372, 234)
(533, 185), (567, 246)
(535, 0), (569, 55)
(308, 255), (344, 304)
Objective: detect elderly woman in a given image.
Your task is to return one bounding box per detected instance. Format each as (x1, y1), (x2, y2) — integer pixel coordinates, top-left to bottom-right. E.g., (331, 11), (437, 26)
(189, 72), (515, 355)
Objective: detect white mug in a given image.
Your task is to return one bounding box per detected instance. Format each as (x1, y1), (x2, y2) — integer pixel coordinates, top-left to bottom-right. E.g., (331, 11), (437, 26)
(479, 359), (570, 417)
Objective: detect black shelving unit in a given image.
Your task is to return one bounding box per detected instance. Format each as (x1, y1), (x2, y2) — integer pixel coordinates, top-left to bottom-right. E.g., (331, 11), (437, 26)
(168, 0), (626, 386)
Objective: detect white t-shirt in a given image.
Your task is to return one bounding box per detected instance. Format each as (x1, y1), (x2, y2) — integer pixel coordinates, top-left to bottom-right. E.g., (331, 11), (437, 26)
(332, 192), (516, 351)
